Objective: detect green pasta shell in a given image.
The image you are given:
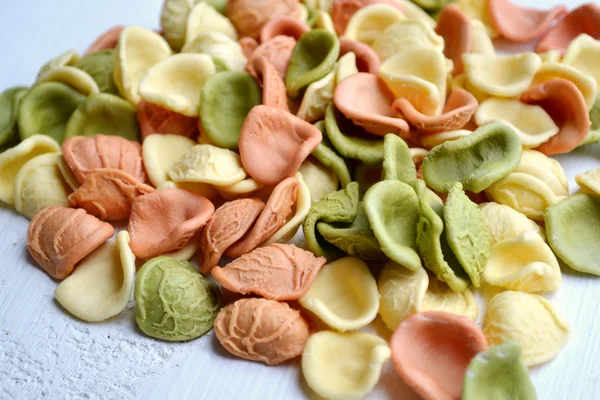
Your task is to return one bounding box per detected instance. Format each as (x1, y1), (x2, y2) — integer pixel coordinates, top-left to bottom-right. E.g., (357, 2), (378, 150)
(18, 82), (86, 143)
(74, 49), (120, 95)
(286, 29), (340, 98)
(63, 93), (140, 141)
(422, 121), (522, 193)
(0, 86), (28, 150)
(199, 71), (261, 149)
(382, 133), (416, 186)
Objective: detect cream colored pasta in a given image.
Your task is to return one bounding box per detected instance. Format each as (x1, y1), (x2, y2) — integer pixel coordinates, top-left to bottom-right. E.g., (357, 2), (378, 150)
(54, 231), (136, 322)
(138, 53), (215, 117)
(114, 26), (172, 105)
(302, 331), (390, 400)
(456, 0), (498, 38)
(484, 291), (570, 367)
(299, 257), (379, 331)
(420, 130), (472, 150)
(181, 32), (247, 72)
(297, 70), (335, 123)
(563, 34), (600, 91)
(164, 239), (199, 261)
(515, 150), (569, 196)
(37, 66), (99, 96)
(576, 168), (600, 196)
(142, 134), (197, 187)
(168, 144), (247, 186)
(216, 177), (264, 200)
(314, 9), (335, 33)
(475, 99), (559, 148)
(57, 156), (80, 191)
(463, 53), (542, 98)
(0, 134), (60, 204)
(539, 50), (562, 63)
(335, 51), (358, 85)
(37, 49), (80, 78)
(379, 46), (447, 116)
(298, 158), (339, 203)
(391, 0), (436, 28)
(378, 261), (478, 331)
(483, 230), (561, 292)
(185, 2), (238, 45)
(343, 4), (406, 48)
(158, 180), (218, 199)
(371, 20), (444, 62)
(479, 202), (544, 245)
(469, 21), (494, 56)
(13, 153), (71, 219)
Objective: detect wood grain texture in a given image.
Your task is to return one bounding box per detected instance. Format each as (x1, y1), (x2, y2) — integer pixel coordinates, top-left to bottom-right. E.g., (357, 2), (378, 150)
(1, 0), (599, 399)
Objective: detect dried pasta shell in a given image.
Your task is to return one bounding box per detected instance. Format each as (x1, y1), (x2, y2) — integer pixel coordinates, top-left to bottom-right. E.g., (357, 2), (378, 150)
(57, 155), (80, 191)
(0, 86), (28, 150)
(128, 188), (215, 259)
(63, 93), (140, 142)
(136, 100), (198, 140)
(213, 243), (326, 300)
(142, 134), (196, 187)
(463, 53), (542, 98)
(182, 32), (247, 72)
(168, 144), (246, 186)
(285, 29), (340, 98)
(216, 177), (263, 200)
(483, 230), (561, 292)
(469, 20), (495, 55)
(463, 341), (536, 400)
(214, 298), (310, 365)
(37, 66), (99, 96)
(27, 207), (114, 280)
(371, 19), (443, 62)
(545, 194), (600, 276)
(324, 104), (384, 166)
(312, 122), (352, 187)
(485, 173), (560, 221)
(334, 73), (408, 137)
(239, 105), (322, 185)
(303, 181), (359, 258)
(302, 331), (390, 400)
(456, 0), (498, 38)
(74, 49), (120, 95)
(394, 0), (436, 27)
(0, 134), (60, 204)
(13, 153), (71, 219)
(443, 182), (490, 288)
(185, 2), (237, 46)
(37, 49), (80, 78)
(343, 4), (405, 48)
(114, 26), (172, 105)
(521, 79), (591, 155)
(532, 61), (597, 110)
(475, 98), (559, 148)
(262, 173), (312, 245)
(199, 71), (261, 148)
(536, 4), (600, 54)
(479, 202), (544, 245)
(335, 51), (358, 85)
(576, 168), (600, 196)
(135, 256), (220, 341)
(225, 177), (299, 257)
(415, 180), (469, 292)
(422, 122), (522, 194)
(382, 134), (416, 186)
(300, 257), (378, 331)
(54, 231), (135, 322)
(68, 169), (154, 221)
(260, 15), (310, 43)
(379, 46), (447, 116)
(160, 0), (199, 51)
(62, 135), (144, 184)
(488, 0), (567, 43)
(484, 291), (570, 366)
(226, 0), (301, 39)
(339, 38), (380, 74)
(297, 70), (335, 123)
(435, 5), (471, 75)
(85, 26), (123, 55)
(299, 157), (339, 203)
(252, 56), (289, 111)
(378, 261), (478, 331)
(391, 311), (488, 400)
(247, 36), (296, 80)
(563, 34), (600, 92)
(516, 149), (568, 196)
(364, 180), (422, 271)
(18, 82), (85, 143)
(138, 53), (215, 117)
(420, 129), (471, 150)
(198, 198), (264, 274)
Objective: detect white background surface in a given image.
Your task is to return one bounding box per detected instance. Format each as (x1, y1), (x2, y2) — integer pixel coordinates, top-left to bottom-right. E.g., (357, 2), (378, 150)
(1, 1), (599, 399)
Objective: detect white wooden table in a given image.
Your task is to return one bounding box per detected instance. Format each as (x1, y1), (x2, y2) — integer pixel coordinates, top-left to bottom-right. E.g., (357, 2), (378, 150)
(1, 1), (599, 399)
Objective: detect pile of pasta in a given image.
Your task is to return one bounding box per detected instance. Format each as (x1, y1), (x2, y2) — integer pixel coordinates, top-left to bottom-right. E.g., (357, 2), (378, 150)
(1, 0), (600, 398)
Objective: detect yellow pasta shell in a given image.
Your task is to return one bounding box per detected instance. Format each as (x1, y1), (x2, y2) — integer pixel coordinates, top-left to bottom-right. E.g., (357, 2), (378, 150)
(142, 133), (197, 187)
(185, 2), (238, 46)
(532, 62), (597, 110)
(371, 20), (444, 62)
(343, 4), (406, 48)
(479, 202), (544, 245)
(484, 291), (570, 367)
(563, 34), (600, 91)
